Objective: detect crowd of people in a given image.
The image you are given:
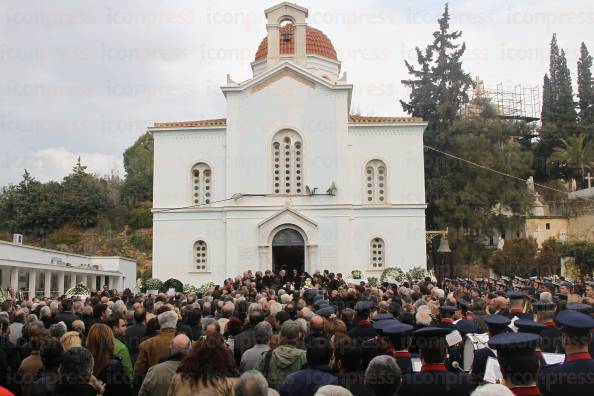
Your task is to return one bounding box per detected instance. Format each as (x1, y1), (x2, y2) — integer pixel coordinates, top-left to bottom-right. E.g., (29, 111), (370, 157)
(0, 268), (593, 396)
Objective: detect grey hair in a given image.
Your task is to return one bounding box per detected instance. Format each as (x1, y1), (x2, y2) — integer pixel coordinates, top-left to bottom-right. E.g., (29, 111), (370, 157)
(539, 292), (553, 303)
(234, 370), (269, 396)
(39, 306), (51, 319)
(248, 303), (262, 315)
(59, 347), (94, 384)
(170, 335), (192, 356)
(254, 321), (273, 344)
(365, 355), (402, 388)
(202, 317), (221, 333)
(295, 318), (308, 338)
(157, 310), (178, 329)
(315, 385), (354, 396)
(470, 384), (514, 396)
(415, 311), (432, 327)
(50, 322), (67, 339)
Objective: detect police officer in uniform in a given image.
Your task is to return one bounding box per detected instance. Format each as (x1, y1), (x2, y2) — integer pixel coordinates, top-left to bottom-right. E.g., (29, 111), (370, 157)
(533, 302), (562, 353)
(471, 314), (511, 382)
(506, 291), (532, 320)
(538, 309), (594, 396)
(488, 332), (543, 396)
(378, 321), (415, 374)
(399, 327), (476, 396)
(514, 319), (549, 368)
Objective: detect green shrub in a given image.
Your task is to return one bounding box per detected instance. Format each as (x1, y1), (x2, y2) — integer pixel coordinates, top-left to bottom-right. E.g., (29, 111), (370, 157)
(129, 232), (152, 251)
(162, 278), (183, 292)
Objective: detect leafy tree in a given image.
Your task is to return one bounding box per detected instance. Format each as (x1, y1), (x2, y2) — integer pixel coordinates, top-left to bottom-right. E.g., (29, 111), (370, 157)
(577, 42), (594, 125)
(554, 49), (577, 125)
(549, 132), (594, 184)
(60, 158), (109, 228)
(491, 238), (538, 276)
(122, 133), (153, 203)
(536, 238), (561, 276)
(433, 101), (533, 241)
(560, 240), (594, 274)
(0, 171), (65, 236)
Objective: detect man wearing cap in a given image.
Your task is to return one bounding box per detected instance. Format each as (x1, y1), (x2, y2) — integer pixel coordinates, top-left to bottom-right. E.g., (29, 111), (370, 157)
(514, 319), (550, 368)
(378, 321), (415, 374)
(438, 306), (457, 330)
(506, 292), (532, 320)
(255, 320), (306, 390)
(533, 302), (562, 353)
(471, 315), (511, 383)
(399, 327), (476, 396)
(348, 301), (377, 340)
(538, 310), (594, 396)
(488, 332), (542, 395)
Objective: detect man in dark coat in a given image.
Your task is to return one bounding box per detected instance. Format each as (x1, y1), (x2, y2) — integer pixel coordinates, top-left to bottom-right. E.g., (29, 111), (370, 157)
(538, 310), (594, 396)
(489, 332), (543, 395)
(347, 301), (378, 340)
(279, 335), (338, 396)
(334, 337), (372, 396)
(399, 327), (476, 396)
(0, 317), (21, 393)
(533, 302), (562, 353)
(125, 307), (146, 364)
(233, 310), (265, 365)
(51, 299), (79, 330)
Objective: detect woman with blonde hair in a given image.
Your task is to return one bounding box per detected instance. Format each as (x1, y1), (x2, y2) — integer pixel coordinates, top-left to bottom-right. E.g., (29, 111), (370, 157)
(86, 323), (131, 396)
(60, 331), (81, 351)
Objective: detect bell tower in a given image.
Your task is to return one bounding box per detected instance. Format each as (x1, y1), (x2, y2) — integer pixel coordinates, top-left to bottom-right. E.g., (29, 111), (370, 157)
(264, 2), (309, 67)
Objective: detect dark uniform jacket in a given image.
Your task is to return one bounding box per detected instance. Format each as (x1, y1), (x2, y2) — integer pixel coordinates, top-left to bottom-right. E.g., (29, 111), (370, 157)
(540, 323), (562, 353)
(399, 363), (476, 396)
(538, 353), (594, 396)
(471, 347), (496, 382)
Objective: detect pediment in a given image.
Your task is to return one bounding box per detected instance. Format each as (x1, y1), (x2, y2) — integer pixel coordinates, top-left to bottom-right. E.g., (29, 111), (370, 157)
(258, 207), (317, 229)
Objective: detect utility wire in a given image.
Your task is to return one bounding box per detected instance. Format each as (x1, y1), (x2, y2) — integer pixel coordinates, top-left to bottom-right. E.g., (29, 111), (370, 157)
(424, 144), (573, 196)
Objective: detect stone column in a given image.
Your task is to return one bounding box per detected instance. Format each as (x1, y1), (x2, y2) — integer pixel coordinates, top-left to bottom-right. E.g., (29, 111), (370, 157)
(1, 267), (10, 288)
(258, 246), (270, 272)
(101, 275), (107, 289)
(10, 268), (19, 293)
(28, 270), (37, 300)
(44, 271), (52, 298)
(68, 273), (77, 289)
(57, 272), (65, 296)
(87, 275), (96, 291)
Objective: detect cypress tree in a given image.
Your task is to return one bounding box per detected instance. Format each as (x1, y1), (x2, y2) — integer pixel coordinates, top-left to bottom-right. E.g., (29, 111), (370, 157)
(541, 74), (553, 123)
(554, 49), (577, 125)
(577, 42), (594, 125)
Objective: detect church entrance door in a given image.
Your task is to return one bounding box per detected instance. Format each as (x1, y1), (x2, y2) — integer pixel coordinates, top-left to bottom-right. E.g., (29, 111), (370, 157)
(272, 228), (305, 275)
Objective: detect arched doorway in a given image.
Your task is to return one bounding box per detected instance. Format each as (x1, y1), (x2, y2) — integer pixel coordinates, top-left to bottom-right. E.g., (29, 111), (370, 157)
(272, 228), (305, 274)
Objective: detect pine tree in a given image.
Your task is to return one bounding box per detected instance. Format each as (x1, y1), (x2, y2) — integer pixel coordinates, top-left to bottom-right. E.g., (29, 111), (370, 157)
(400, 3), (472, 140)
(577, 42), (594, 125)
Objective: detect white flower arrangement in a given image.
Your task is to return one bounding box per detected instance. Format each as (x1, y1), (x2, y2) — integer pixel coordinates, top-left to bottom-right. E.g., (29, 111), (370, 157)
(65, 283), (90, 298)
(183, 283), (199, 294)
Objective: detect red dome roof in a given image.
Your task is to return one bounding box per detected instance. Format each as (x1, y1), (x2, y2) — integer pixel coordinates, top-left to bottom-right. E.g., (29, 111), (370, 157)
(255, 24), (337, 61)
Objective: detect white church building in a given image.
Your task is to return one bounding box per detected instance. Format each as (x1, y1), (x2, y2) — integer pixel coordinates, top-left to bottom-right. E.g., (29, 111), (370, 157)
(151, 2), (427, 284)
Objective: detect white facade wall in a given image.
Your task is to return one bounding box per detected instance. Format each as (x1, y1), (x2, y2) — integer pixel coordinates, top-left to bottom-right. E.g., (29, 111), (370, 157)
(151, 10), (428, 285)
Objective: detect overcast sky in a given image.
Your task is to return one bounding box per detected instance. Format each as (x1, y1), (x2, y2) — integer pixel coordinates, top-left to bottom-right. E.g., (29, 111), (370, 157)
(1, 0), (593, 186)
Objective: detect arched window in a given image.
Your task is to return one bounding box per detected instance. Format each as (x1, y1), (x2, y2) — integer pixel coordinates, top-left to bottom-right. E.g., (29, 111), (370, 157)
(272, 130), (303, 194)
(193, 240), (208, 271)
(364, 160), (387, 204)
(191, 163), (212, 205)
(370, 237), (385, 269)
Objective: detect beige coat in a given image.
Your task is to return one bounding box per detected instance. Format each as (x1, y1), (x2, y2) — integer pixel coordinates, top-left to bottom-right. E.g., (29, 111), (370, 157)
(134, 328), (176, 376)
(166, 374), (236, 396)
